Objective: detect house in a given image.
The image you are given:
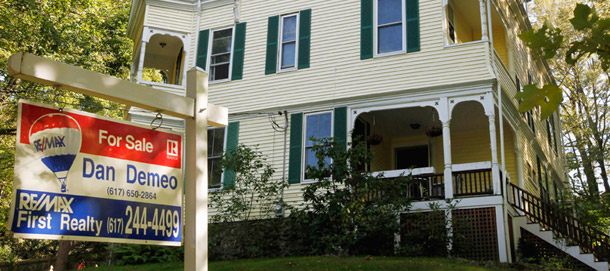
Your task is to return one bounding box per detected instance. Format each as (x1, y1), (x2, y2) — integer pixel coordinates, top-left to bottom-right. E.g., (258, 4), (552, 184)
(125, 0), (609, 269)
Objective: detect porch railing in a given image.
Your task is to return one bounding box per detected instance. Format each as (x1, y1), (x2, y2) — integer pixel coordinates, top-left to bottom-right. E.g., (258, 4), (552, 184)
(453, 168), (493, 197)
(508, 183), (610, 261)
(407, 173), (445, 200)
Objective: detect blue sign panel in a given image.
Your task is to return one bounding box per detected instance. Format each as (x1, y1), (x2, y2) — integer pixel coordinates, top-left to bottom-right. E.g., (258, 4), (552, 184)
(11, 189), (181, 242)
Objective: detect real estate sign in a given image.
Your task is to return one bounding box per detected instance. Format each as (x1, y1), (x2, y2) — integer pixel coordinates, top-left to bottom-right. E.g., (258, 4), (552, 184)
(8, 101), (183, 246)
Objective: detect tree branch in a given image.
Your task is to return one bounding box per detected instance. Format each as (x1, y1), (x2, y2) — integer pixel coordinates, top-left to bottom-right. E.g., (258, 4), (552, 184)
(0, 128), (16, 136)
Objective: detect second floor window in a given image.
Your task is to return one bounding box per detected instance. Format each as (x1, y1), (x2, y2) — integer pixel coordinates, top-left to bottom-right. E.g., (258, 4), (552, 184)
(265, 10), (311, 74)
(210, 28), (233, 81)
(376, 0), (404, 54)
(196, 23), (246, 82)
(280, 14), (298, 70)
(361, 0), (419, 59)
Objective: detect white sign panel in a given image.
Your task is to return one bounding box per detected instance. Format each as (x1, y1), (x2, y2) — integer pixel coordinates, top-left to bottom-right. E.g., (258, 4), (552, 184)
(8, 101), (183, 246)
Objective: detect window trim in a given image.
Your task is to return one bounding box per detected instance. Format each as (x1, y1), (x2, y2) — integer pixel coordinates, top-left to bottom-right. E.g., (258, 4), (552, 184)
(446, 0), (456, 45)
(207, 26), (235, 83)
(373, 0), (407, 57)
(208, 126), (227, 192)
(301, 110), (334, 184)
(278, 13), (300, 72)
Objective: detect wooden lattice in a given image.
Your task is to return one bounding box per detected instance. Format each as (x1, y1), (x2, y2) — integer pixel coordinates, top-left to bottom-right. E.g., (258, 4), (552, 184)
(452, 207), (499, 261)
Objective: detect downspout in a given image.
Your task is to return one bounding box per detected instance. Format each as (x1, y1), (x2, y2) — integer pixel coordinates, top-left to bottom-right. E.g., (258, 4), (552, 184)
(487, 0), (510, 262)
(193, 0), (202, 68)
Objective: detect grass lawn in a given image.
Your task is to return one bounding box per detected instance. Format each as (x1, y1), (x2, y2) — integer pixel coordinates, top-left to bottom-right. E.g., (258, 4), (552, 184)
(84, 256), (517, 270)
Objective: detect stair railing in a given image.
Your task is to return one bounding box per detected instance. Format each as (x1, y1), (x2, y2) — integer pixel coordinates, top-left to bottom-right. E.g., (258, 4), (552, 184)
(508, 183), (610, 261)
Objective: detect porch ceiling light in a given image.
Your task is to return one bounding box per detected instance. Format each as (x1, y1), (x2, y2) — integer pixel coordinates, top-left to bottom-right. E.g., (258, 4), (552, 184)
(159, 42), (167, 48)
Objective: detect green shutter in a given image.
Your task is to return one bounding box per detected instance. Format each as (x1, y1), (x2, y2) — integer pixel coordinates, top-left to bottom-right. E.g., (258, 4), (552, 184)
(334, 107), (347, 151)
(406, 0), (420, 53)
(223, 122), (239, 189)
(288, 113), (303, 184)
(360, 0), (373, 59)
(265, 16), (279, 74)
(231, 23), (247, 80)
(298, 9), (311, 69)
(196, 29), (210, 70)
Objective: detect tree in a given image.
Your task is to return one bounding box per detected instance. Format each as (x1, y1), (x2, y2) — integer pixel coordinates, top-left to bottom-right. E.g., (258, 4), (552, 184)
(0, 0), (132, 269)
(521, 0), (610, 233)
(517, 1), (610, 120)
(522, 0), (610, 196)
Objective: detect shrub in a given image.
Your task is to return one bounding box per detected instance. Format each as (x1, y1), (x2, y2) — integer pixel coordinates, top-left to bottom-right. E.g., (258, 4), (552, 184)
(110, 244), (183, 266)
(210, 144), (287, 223)
(291, 138), (412, 255)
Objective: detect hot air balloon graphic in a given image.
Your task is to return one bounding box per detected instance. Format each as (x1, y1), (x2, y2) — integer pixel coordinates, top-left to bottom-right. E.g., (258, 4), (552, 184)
(29, 113), (82, 192)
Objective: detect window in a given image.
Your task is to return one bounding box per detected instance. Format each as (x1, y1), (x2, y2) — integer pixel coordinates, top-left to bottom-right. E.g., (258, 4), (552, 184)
(210, 28), (233, 81)
(304, 112), (332, 181)
(196, 23), (246, 82)
(525, 72), (536, 135)
(279, 14), (298, 70)
(208, 127), (225, 189)
(265, 10), (311, 74)
(395, 145), (429, 169)
(361, 0), (419, 59)
(376, 0), (404, 54)
(546, 113), (558, 153)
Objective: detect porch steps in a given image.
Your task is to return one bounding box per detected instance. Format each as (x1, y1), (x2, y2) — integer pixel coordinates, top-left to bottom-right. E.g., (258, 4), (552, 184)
(513, 216), (609, 271)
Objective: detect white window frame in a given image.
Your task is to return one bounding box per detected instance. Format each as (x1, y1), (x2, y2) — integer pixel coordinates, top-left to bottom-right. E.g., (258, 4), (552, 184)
(446, 0), (456, 44)
(373, 0), (407, 57)
(278, 13), (299, 72)
(208, 126), (227, 192)
(302, 111), (334, 184)
(207, 26), (235, 83)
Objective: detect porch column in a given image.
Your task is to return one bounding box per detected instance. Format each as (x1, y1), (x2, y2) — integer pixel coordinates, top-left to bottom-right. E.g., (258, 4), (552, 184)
(136, 38), (147, 83)
(514, 136), (525, 189)
(439, 98), (453, 198)
(479, 0), (489, 41)
(487, 113), (501, 195)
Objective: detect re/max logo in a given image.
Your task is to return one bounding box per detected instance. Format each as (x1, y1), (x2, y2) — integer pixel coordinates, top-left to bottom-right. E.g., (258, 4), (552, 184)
(33, 136), (66, 152)
(19, 192), (73, 213)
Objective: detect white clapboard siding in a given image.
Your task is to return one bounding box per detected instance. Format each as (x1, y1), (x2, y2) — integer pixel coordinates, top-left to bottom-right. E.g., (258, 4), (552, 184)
(196, 1), (493, 113)
(145, 5), (195, 34)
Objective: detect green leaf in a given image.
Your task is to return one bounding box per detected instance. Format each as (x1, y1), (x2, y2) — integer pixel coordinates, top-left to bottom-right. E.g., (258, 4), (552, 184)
(514, 83), (562, 120)
(570, 3), (598, 30)
(518, 24), (563, 60)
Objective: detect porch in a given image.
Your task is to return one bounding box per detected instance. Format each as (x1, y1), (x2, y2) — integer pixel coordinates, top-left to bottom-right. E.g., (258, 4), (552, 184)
(352, 95), (518, 202)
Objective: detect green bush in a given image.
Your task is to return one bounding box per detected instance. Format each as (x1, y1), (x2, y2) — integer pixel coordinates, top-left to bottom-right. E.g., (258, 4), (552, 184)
(210, 144), (287, 223)
(110, 244), (183, 266)
(291, 138), (412, 256)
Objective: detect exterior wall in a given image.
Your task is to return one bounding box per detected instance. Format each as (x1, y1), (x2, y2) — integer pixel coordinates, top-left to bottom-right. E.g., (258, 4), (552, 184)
(451, 129), (492, 165)
(129, 0), (566, 217)
(144, 5), (195, 34)
(198, 0), (493, 113)
(454, 6), (475, 43)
